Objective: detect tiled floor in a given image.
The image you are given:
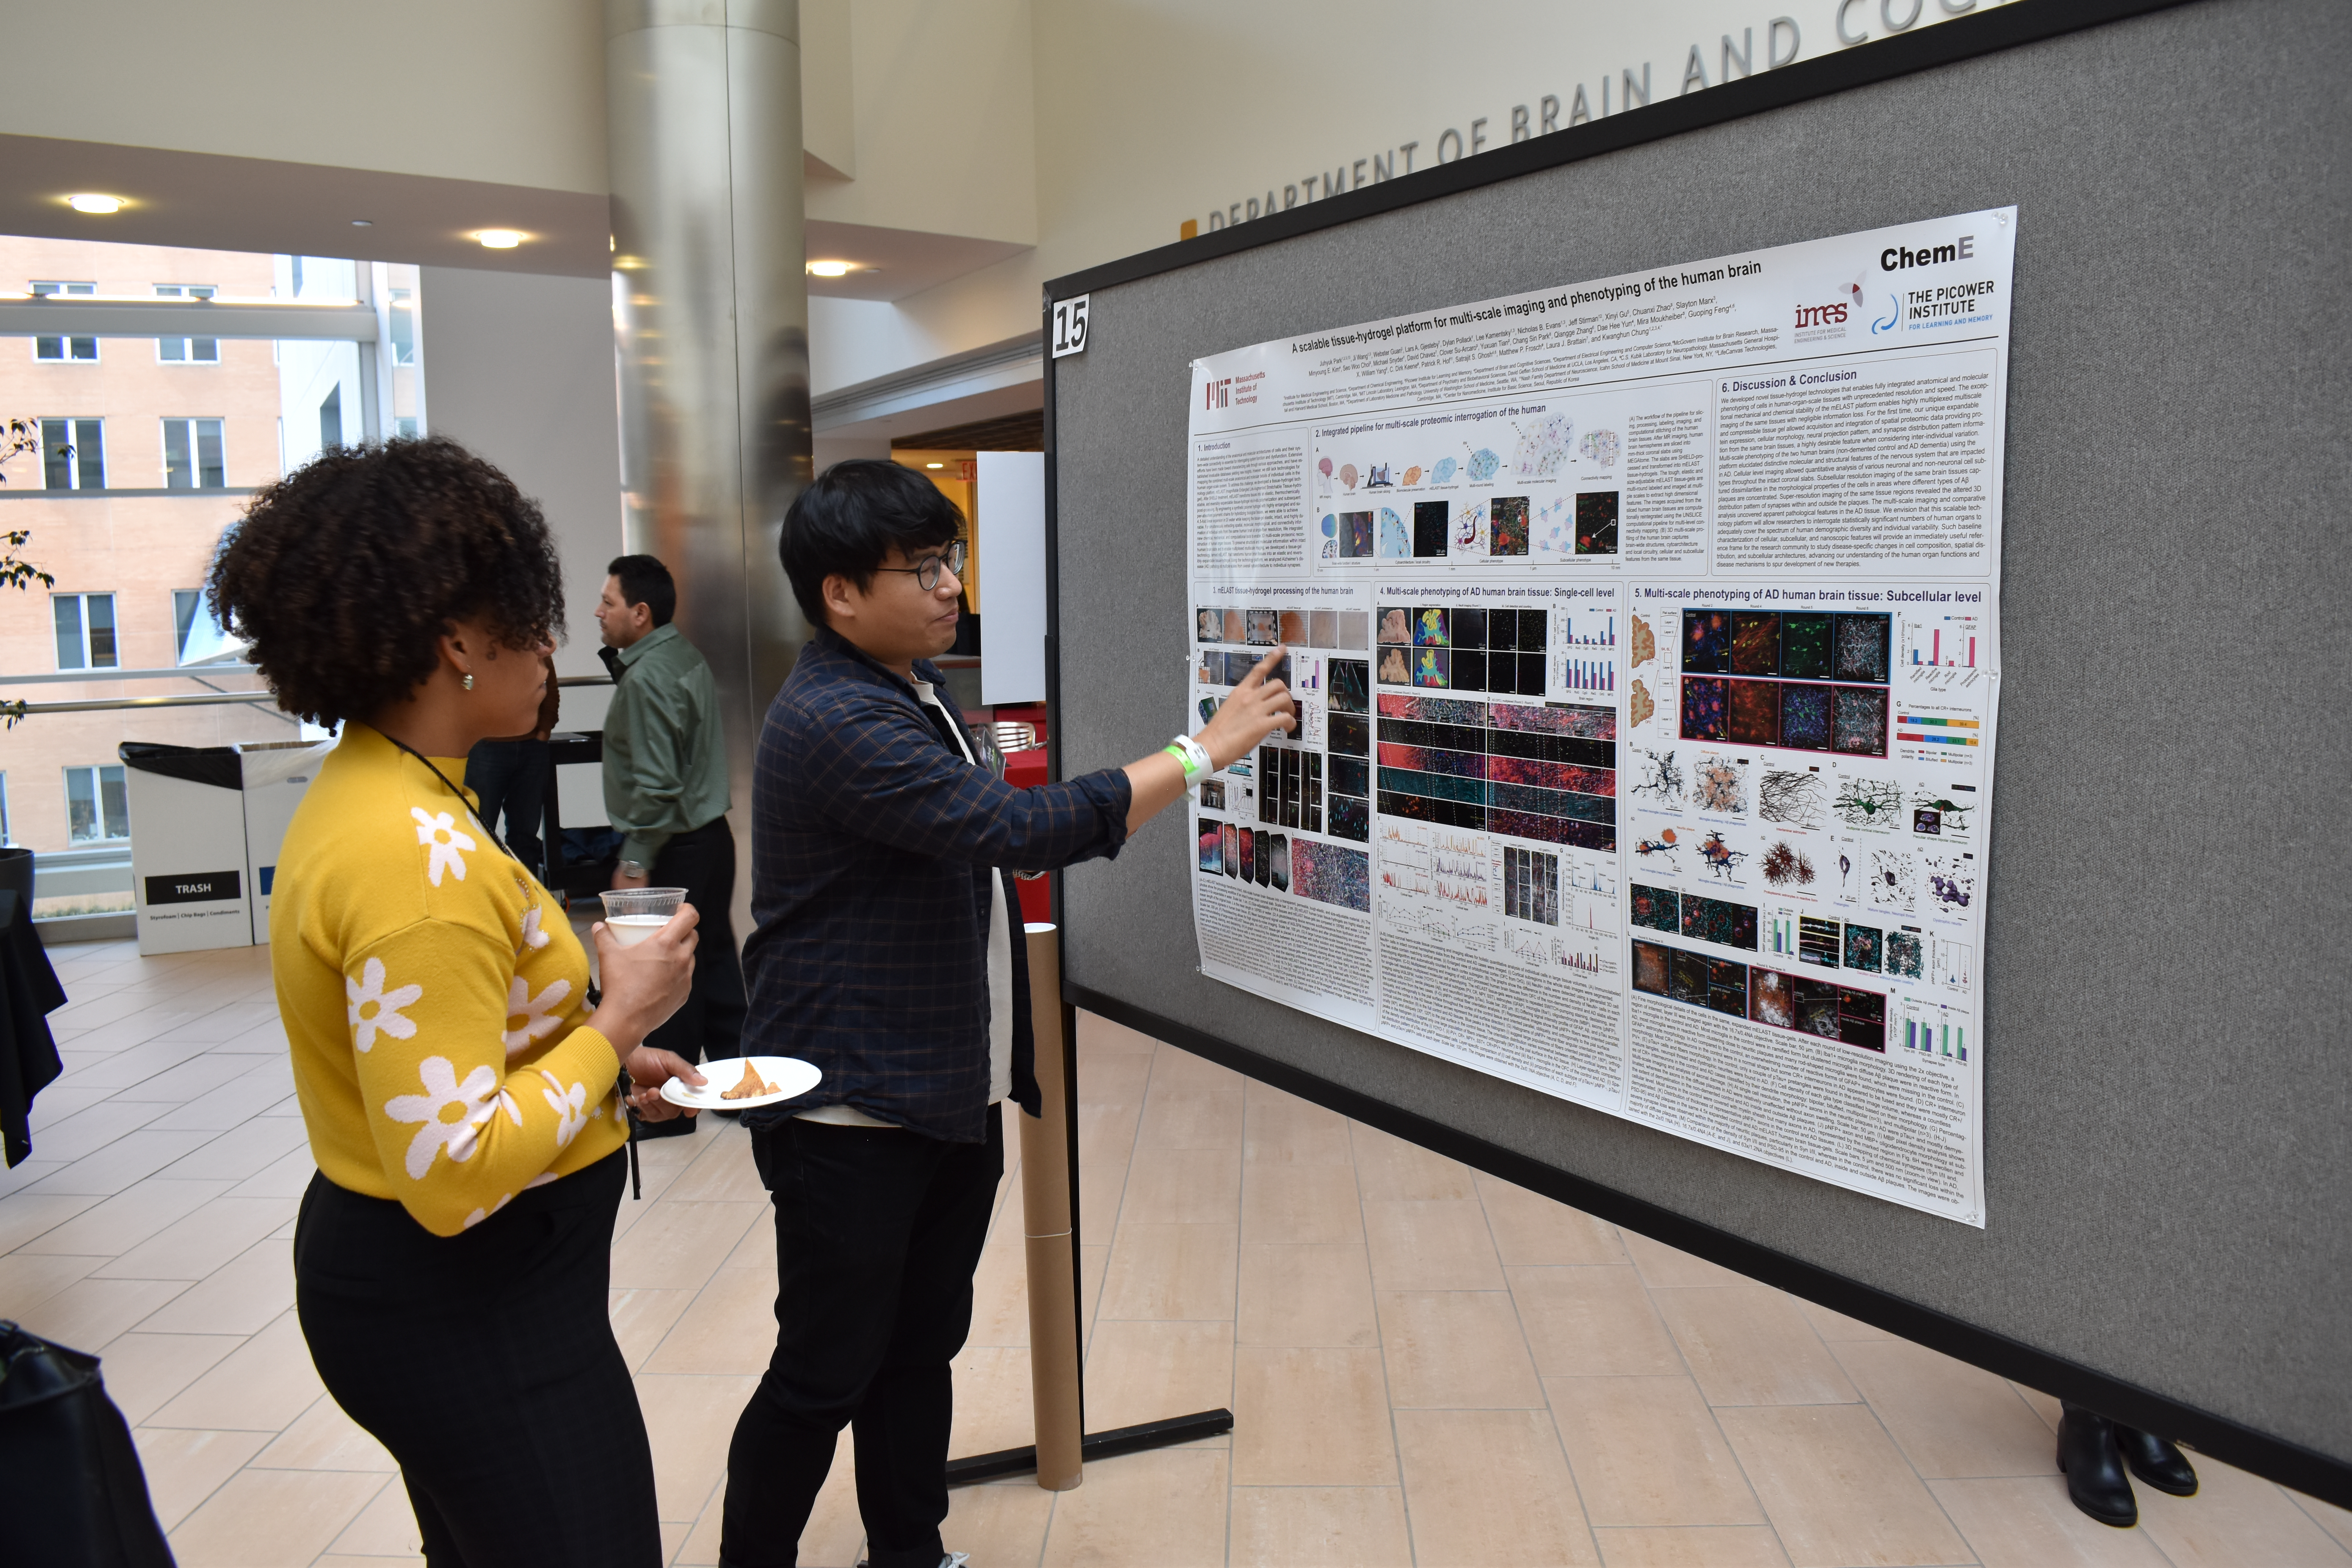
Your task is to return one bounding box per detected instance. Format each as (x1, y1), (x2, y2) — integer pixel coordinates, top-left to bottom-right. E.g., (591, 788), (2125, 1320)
(5, 938), (2349, 1567)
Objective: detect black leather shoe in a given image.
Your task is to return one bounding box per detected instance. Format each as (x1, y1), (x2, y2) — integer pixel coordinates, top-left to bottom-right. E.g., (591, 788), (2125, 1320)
(2115, 1424), (2198, 1496)
(2057, 1403), (2138, 1527)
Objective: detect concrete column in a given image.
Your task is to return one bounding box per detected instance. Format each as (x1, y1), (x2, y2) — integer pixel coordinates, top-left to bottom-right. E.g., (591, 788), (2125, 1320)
(606, 0), (813, 914)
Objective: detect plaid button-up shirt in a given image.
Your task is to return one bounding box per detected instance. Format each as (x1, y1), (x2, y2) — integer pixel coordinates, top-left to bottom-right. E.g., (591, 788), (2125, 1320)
(741, 627), (1132, 1142)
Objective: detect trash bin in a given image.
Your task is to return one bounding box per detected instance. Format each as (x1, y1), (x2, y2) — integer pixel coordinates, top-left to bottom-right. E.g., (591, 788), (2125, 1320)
(119, 738), (332, 955)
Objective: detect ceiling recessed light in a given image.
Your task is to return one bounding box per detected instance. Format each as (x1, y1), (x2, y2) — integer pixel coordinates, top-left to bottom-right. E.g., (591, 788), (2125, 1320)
(352, 218), (373, 227)
(475, 229), (524, 249)
(806, 260), (856, 278)
(926, 462), (944, 469)
(67, 194), (124, 214)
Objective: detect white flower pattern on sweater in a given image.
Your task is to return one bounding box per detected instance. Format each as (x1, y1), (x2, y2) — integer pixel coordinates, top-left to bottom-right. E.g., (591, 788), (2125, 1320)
(345, 957), (423, 1053)
(383, 1055), (515, 1179)
(517, 903), (552, 954)
(539, 1070), (590, 1149)
(410, 808), (476, 886)
(502, 976), (572, 1055)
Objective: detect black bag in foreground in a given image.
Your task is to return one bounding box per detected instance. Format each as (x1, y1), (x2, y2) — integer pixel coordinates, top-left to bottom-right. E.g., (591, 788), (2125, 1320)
(0, 1321), (175, 1566)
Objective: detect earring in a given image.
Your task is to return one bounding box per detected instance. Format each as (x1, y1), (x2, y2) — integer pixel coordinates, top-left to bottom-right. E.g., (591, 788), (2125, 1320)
(462, 673), (474, 690)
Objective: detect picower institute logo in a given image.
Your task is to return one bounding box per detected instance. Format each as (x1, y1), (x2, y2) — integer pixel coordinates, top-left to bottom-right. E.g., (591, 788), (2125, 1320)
(1204, 377), (1232, 410)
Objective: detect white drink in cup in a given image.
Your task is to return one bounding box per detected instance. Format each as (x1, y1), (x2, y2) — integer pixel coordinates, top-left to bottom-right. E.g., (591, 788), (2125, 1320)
(600, 887), (687, 946)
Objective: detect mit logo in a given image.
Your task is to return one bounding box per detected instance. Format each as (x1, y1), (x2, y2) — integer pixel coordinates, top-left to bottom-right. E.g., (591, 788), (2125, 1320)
(1204, 377), (1232, 410)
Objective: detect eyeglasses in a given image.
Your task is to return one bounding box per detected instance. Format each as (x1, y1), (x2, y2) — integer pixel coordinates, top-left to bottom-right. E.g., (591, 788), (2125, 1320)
(874, 539), (967, 592)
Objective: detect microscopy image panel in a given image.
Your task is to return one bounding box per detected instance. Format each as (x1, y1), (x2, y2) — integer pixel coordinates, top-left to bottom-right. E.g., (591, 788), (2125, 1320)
(1838, 987), (1886, 1052)
(1310, 609), (1338, 648)
(1223, 651), (1257, 685)
(1490, 495), (1530, 556)
(1378, 507), (1410, 557)
(1413, 500), (1450, 557)
(1329, 658), (1370, 714)
(1750, 968), (1795, 1029)
(1575, 491), (1619, 554)
(1327, 795), (1371, 842)
(1377, 743), (1485, 780)
(1377, 647), (1412, 686)
(1517, 610), (1548, 652)
(1269, 835), (1290, 891)
(1327, 714), (1370, 757)
(1630, 883), (1680, 934)
(1832, 685), (1889, 756)
(1239, 826), (1255, 883)
(1378, 693), (1486, 726)
(1484, 756), (1615, 796)
(1328, 756), (1370, 799)
(1517, 653), (1548, 697)
(1884, 930), (1924, 979)
(1292, 840), (1370, 911)
(1414, 608), (1451, 648)
(1412, 648), (1451, 688)
(1680, 677), (1728, 742)
(1842, 923), (1884, 973)
(1682, 610), (1731, 673)
(1452, 649), (1487, 692)
(1337, 612), (1368, 650)
(1792, 978), (1842, 1039)
(1835, 613), (1892, 682)
(1705, 959), (1749, 1017)
(1780, 613), (1833, 681)
(1246, 609), (1281, 646)
(1340, 511), (1375, 557)
(1485, 608), (1519, 650)
(1668, 949), (1710, 1006)
(1279, 610), (1311, 645)
(1199, 824), (1222, 874)
(1196, 608), (1224, 644)
(1727, 679), (1780, 748)
(1222, 823), (1239, 878)
(1378, 606), (1413, 645)
(1681, 893), (1759, 951)
(1491, 701), (1615, 740)
(1730, 611), (1781, 676)
(1633, 940), (1670, 996)
(1780, 683), (1833, 750)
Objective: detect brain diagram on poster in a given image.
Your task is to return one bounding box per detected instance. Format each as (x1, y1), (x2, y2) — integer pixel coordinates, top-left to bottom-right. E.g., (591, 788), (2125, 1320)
(1186, 209), (2013, 1225)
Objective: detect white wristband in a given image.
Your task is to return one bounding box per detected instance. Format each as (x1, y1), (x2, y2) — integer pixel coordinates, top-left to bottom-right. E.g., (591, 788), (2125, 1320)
(1165, 733), (1211, 783)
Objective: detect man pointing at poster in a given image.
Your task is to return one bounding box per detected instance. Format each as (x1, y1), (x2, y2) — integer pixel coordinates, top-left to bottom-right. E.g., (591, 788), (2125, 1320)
(718, 458), (1295, 1568)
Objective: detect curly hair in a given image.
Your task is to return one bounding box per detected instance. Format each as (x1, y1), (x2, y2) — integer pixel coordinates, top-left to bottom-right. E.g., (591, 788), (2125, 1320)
(207, 437), (564, 726)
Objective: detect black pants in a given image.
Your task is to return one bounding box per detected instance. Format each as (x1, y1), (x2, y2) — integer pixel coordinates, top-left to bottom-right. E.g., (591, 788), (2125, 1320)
(464, 739), (551, 872)
(293, 1153), (660, 1568)
(646, 816), (748, 1064)
(720, 1109), (1004, 1568)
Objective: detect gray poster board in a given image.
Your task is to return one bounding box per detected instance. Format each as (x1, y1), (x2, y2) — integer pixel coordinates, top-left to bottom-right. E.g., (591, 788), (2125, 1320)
(1042, 0), (2352, 1499)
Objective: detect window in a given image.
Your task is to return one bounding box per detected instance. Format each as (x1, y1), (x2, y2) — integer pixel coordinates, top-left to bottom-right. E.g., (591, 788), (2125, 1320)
(64, 765), (131, 844)
(31, 281), (97, 361)
(54, 592), (119, 670)
(318, 385), (344, 450)
(40, 418), (104, 490)
(388, 287), (416, 365)
(174, 590), (203, 659)
(162, 418), (227, 488)
(394, 417), (419, 439)
(155, 284), (220, 362)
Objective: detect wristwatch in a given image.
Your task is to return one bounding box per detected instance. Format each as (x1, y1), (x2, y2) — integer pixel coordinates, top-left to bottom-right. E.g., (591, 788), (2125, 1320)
(618, 858), (648, 879)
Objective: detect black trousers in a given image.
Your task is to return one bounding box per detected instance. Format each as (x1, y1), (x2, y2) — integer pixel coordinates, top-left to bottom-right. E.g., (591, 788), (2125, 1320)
(720, 1109), (1004, 1568)
(293, 1152), (661, 1568)
(646, 817), (748, 1064)
(464, 739), (552, 872)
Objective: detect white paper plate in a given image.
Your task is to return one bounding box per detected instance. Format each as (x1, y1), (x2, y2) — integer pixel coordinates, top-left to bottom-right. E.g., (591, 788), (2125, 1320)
(658, 1055), (820, 1111)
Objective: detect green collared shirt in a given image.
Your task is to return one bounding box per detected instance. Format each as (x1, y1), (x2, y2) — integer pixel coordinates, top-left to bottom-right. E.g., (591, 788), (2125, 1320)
(601, 622), (730, 867)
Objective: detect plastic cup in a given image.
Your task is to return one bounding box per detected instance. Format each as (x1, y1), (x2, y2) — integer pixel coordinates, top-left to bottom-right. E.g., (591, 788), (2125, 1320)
(600, 887), (686, 946)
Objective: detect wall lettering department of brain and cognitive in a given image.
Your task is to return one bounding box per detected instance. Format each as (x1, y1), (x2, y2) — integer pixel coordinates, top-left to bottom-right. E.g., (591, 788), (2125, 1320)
(1183, 209), (2013, 1226)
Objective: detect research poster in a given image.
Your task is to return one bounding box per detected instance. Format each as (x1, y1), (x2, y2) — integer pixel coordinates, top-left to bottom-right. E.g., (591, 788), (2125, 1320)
(1184, 209), (2012, 1225)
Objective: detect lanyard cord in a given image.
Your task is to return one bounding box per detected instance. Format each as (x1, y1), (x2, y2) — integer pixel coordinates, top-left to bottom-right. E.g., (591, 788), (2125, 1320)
(376, 727), (523, 870)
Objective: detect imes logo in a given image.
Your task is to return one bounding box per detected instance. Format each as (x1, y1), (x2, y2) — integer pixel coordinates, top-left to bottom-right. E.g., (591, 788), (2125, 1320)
(1204, 377), (1232, 411)
(1794, 301), (1849, 330)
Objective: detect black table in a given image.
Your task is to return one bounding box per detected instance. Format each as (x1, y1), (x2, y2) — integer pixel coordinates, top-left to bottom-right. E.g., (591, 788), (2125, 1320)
(0, 889), (66, 1168)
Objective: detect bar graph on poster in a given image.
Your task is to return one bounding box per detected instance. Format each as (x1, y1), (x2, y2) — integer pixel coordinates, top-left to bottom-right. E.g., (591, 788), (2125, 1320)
(1184, 210), (2013, 1225)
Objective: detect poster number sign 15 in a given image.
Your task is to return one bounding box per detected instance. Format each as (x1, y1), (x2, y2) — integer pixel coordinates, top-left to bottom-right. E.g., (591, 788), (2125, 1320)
(1052, 294), (1090, 358)
(1182, 208), (2016, 1227)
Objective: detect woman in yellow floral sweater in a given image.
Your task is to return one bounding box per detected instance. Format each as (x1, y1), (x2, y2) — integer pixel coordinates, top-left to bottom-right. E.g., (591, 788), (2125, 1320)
(209, 438), (707, 1567)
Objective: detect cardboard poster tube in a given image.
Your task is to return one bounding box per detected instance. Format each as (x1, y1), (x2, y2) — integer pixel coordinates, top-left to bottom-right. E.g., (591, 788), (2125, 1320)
(1020, 922), (1083, 1490)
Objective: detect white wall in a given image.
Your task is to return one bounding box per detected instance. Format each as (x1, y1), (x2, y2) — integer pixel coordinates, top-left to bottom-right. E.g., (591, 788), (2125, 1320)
(0, 0), (610, 195)
(415, 266), (623, 681)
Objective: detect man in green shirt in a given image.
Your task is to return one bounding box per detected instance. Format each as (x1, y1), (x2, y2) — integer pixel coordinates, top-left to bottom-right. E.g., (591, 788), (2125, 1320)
(596, 555), (745, 1120)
